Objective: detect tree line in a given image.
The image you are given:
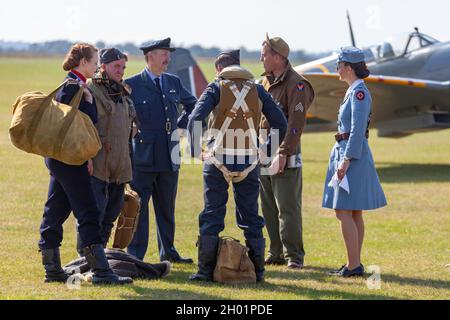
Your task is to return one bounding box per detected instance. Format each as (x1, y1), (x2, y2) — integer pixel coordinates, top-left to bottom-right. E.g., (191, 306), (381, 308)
(0, 40), (330, 62)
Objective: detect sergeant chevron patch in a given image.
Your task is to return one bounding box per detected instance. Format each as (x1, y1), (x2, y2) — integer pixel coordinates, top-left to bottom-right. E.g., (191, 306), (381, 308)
(294, 102), (304, 112)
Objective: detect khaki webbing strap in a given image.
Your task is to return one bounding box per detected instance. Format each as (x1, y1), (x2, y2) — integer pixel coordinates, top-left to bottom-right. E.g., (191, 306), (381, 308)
(210, 79), (259, 182)
(211, 81), (253, 153)
(228, 82), (258, 151)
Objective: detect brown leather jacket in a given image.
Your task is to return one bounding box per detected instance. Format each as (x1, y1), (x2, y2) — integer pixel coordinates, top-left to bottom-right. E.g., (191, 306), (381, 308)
(260, 63), (315, 156)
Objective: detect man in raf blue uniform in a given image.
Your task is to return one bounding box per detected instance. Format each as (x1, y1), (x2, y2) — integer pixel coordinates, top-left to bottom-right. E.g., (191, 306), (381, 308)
(187, 50), (287, 282)
(125, 38), (196, 263)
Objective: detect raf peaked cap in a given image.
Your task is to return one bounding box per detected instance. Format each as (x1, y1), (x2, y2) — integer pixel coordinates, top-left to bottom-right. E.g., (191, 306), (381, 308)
(139, 37), (176, 55)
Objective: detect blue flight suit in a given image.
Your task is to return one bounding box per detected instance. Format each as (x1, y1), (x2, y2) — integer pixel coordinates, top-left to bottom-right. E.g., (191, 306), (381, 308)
(187, 81), (287, 240)
(322, 80), (387, 210)
(39, 72), (102, 250)
(124, 68), (196, 260)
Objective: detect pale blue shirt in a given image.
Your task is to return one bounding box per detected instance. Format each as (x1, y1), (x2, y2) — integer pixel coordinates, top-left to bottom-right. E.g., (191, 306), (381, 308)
(145, 67), (163, 91)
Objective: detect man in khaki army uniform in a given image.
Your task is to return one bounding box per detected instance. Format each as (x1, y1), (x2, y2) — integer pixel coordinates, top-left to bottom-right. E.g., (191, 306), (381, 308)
(259, 35), (315, 269)
(76, 48), (137, 254)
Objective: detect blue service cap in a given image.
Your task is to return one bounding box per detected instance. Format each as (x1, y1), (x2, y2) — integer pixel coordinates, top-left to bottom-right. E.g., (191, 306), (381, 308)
(338, 46), (365, 64)
(140, 37), (176, 55)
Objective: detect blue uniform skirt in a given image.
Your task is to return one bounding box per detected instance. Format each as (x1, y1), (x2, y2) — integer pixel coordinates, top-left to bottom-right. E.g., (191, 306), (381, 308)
(322, 140), (387, 211)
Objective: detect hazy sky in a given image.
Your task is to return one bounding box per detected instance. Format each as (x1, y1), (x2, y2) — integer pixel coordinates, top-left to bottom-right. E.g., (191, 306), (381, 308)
(1, 0), (449, 52)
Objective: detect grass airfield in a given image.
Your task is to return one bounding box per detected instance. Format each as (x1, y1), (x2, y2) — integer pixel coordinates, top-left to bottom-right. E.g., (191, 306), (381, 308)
(0, 57), (449, 300)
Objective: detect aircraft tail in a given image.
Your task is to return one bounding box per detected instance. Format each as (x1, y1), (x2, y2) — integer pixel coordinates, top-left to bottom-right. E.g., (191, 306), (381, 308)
(167, 48), (208, 98)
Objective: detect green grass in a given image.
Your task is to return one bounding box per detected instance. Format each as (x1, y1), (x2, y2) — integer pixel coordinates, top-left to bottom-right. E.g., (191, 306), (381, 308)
(0, 57), (449, 300)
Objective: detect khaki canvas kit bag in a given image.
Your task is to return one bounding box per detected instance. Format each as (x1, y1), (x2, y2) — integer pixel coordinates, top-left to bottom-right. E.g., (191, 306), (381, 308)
(112, 186), (141, 249)
(213, 237), (256, 284)
(9, 80), (101, 165)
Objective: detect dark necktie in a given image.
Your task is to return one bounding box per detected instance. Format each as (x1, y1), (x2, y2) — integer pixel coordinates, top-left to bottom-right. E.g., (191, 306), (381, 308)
(154, 77), (162, 95)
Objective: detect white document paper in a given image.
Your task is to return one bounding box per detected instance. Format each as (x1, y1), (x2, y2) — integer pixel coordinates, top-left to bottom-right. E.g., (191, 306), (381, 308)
(328, 173), (350, 194)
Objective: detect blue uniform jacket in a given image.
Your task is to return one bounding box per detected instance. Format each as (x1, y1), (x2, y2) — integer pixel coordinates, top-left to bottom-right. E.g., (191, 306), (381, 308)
(338, 81), (371, 160)
(188, 81), (287, 172)
(125, 69), (197, 172)
(57, 72), (98, 124)
(322, 80), (387, 210)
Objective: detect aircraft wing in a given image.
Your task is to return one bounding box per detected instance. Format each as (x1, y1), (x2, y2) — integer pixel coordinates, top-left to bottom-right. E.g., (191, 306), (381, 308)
(301, 72), (450, 137)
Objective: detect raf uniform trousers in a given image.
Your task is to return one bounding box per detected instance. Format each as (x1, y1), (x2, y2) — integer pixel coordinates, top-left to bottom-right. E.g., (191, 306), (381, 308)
(199, 164), (264, 240)
(39, 158), (102, 250)
(76, 177), (125, 251)
(260, 167), (305, 264)
(127, 170), (179, 261)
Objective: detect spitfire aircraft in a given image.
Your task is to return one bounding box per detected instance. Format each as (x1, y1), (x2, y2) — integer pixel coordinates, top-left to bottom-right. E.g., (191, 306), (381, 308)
(167, 20), (450, 138)
(295, 14), (450, 137)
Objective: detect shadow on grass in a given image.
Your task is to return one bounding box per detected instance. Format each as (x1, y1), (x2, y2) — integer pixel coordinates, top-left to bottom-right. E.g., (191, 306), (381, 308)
(304, 161), (450, 183)
(120, 269), (398, 300)
(377, 163), (450, 183)
(304, 266), (450, 290)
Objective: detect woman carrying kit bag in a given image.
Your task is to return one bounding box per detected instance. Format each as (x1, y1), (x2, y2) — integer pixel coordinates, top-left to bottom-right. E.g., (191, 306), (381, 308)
(10, 69), (101, 165)
(30, 43), (132, 285)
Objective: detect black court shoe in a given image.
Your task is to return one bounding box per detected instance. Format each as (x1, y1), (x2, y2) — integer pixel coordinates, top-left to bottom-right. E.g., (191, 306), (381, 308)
(328, 263), (365, 276)
(331, 265), (365, 278)
(328, 264), (347, 276)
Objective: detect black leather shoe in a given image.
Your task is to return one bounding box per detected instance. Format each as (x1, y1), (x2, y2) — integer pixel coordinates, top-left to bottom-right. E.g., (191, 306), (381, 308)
(328, 264), (347, 276)
(328, 263), (364, 276)
(166, 256), (194, 264)
(264, 255), (286, 266)
(331, 265), (365, 278)
(287, 261), (303, 270)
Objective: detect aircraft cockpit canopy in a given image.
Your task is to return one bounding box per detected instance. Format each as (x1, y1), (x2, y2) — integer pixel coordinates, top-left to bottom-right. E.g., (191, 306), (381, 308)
(365, 32), (439, 62)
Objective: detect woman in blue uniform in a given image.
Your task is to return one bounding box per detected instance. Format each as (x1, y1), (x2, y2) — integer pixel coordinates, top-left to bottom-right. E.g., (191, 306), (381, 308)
(38, 43), (132, 285)
(322, 47), (387, 277)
